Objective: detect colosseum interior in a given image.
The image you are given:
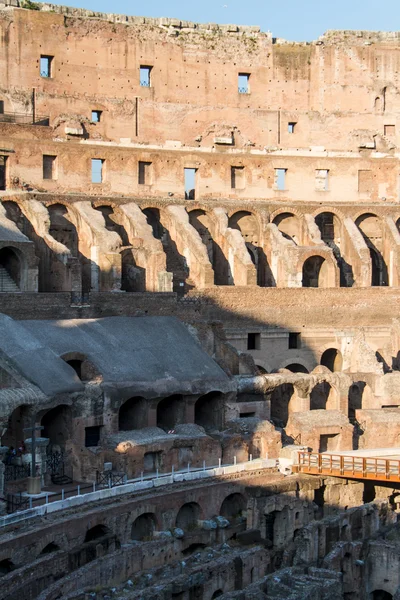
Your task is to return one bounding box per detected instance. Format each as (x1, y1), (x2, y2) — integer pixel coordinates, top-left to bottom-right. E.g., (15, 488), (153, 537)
(2, 1), (400, 599)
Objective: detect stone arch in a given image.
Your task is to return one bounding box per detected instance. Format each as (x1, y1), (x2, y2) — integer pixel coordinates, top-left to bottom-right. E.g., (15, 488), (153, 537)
(131, 513), (157, 541)
(119, 397), (148, 431)
(356, 213), (388, 286)
(40, 404), (72, 449)
(142, 207), (189, 294)
(348, 381), (373, 418)
(194, 392), (223, 431)
(312, 206), (346, 220)
(156, 395), (185, 430)
(2, 404), (32, 449)
(310, 382), (339, 410)
(371, 592), (393, 600)
(40, 542), (60, 555)
(0, 558), (15, 576)
(272, 212), (302, 245)
(285, 363), (309, 374)
(61, 352), (101, 382)
(228, 210), (272, 286)
(176, 502), (201, 529)
(84, 524), (111, 542)
(302, 255), (327, 287)
(94, 204), (144, 292)
(256, 365), (269, 374)
(211, 591), (224, 599)
(315, 211), (353, 287)
(220, 492), (246, 522)
(279, 358), (313, 373)
(270, 384), (295, 427)
(0, 246), (23, 291)
(188, 208), (230, 285)
(321, 348), (343, 372)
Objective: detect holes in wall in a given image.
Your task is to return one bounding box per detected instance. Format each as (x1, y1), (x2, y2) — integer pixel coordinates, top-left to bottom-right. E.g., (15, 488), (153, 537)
(85, 425), (102, 447)
(40, 55), (53, 78)
(184, 168), (197, 200)
(238, 72), (250, 94)
(247, 332), (261, 350)
(140, 65), (152, 87)
(91, 158), (104, 183)
(274, 168), (287, 191)
(288, 122), (296, 133)
(288, 332), (301, 349)
(43, 155), (57, 180)
(91, 110), (102, 123)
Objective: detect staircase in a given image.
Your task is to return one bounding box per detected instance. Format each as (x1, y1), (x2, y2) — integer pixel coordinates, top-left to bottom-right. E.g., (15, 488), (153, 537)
(0, 266), (19, 292)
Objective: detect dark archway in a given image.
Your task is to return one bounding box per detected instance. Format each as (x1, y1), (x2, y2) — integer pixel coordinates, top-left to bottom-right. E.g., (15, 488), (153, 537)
(131, 513), (157, 541)
(321, 348), (343, 372)
(41, 404), (72, 448)
(40, 542), (60, 554)
(211, 592), (223, 599)
(0, 247), (21, 290)
(176, 502), (201, 529)
(84, 524), (110, 542)
(348, 382), (366, 420)
(315, 212), (353, 287)
(61, 352), (101, 382)
(310, 382), (335, 410)
(2, 404), (31, 449)
(371, 592), (393, 600)
(0, 559), (15, 576)
(156, 395), (185, 430)
(270, 384), (295, 427)
(188, 209), (231, 285)
(357, 214), (388, 287)
(194, 392), (223, 431)
(285, 364), (309, 374)
(302, 255), (325, 288)
(220, 493), (246, 521)
(119, 397), (147, 430)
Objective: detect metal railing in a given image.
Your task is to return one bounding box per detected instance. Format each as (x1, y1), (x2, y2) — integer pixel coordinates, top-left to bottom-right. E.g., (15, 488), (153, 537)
(4, 464), (30, 483)
(96, 471), (127, 488)
(298, 451), (400, 483)
(0, 112), (50, 126)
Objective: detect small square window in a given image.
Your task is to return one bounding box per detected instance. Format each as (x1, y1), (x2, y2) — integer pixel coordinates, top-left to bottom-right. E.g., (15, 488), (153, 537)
(288, 332), (301, 349)
(140, 66), (152, 87)
(315, 169), (329, 191)
(91, 158), (104, 184)
(0, 101), (4, 115)
(288, 122), (296, 133)
(184, 168), (197, 200)
(138, 161), (152, 185)
(91, 110), (102, 123)
(274, 168), (287, 191)
(238, 73), (250, 94)
(40, 55), (53, 78)
(384, 124), (395, 136)
(43, 155), (57, 180)
(247, 333), (261, 350)
(231, 166), (245, 190)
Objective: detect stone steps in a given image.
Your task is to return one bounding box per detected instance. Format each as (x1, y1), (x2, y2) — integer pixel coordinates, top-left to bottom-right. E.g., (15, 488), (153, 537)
(0, 266), (19, 292)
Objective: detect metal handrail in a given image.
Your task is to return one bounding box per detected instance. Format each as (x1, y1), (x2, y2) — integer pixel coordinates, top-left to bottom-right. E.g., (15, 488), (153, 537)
(0, 112), (50, 126)
(298, 451), (400, 482)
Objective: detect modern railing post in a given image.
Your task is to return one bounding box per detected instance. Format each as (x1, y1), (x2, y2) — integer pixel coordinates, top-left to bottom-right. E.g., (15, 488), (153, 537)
(340, 456), (344, 476)
(386, 459), (390, 480)
(318, 453), (322, 474)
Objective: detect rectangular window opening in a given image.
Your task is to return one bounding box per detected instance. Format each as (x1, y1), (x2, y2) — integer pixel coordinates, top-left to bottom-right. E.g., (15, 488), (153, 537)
(0, 155), (6, 191)
(288, 122), (296, 134)
(384, 124), (395, 137)
(315, 169), (329, 192)
(40, 55), (53, 78)
(43, 155), (57, 180)
(247, 333), (261, 351)
(140, 65), (152, 87)
(238, 73), (250, 94)
(85, 426), (102, 447)
(184, 168), (197, 200)
(288, 332), (301, 349)
(240, 412), (256, 419)
(0, 101), (4, 115)
(231, 165), (245, 190)
(91, 158), (104, 184)
(275, 168), (287, 191)
(138, 161), (152, 185)
(91, 110), (102, 123)
(358, 169), (373, 193)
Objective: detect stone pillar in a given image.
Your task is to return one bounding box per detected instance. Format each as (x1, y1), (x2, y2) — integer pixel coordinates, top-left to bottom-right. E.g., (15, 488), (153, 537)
(24, 437), (50, 488)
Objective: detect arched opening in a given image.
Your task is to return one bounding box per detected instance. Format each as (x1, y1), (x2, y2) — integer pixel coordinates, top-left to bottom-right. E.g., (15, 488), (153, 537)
(61, 352), (101, 382)
(321, 348), (343, 372)
(156, 395), (185, 431)
(211, 592), (223, 599)
(0, 247), (21, 291)
(142, 207), (189, 295)
(40, 542), (60, 554)
(176, 502), (201, 530)
(188, 209), (231, 285)
(84, 524), (110, 542)
(270, 384), (295, 427)
(41, 404), (72, 449)
(256, 365), (268, 374)
(285, 364), (309, 374)
(273, 213), (301, 245)
(371, 592), (393, 600)
(66, 359), (83, 379)
(310, 382), (337, 410)
(229, 211), (274, 286)
(302, 255), (326, 288)
(194, 392), (223, 431)
(94, 205), (144, 292)
(2, 404), (31, 450)
(356, 214), (388, 286)
(348, 381), (371, 419)
(315, 212), (353, 287)
(182, 543), (207, 556)
(0, 559), (15, 576)
(131, 513), (157, 541)
(118, 397), (147, 431)
(220, 493), (246, 522)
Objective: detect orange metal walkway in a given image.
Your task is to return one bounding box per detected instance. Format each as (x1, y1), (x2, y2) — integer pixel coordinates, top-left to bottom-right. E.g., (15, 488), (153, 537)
(297, 451), (400, 483)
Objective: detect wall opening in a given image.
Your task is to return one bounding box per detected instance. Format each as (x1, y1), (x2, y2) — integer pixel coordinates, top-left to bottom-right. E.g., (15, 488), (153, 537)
(247, 332), (261, 350)
(315, 169), (329, 191)
(85, 425), (101, 447)
(238, 73), (250, 93)
(270, 384), (295, 427)
(91, 110), (102, 122)
(84, 525), (110, 542)
(40, 542), (60, 554)
(188, 209), (231, 285)
(0, 247), (21, 290)
(302, 255), (326, 287)
(131, 513), (157, 541)
(310, 382), (336, 410)
(138, 161), (152, 185)
(288, 122), (296, 133)
(91, 158), (104, 183)
(0, 559), (15, 576)
(194, 392), (223, 431)
(176, 502), (200, 530)
(143, 451), (162, 473)
(184, 168), (197, 200)
(220, 493), (246, 523)
(157, 395), (185, 431)
(371, 592), (393, 600)
(40, 55), (53, 78)
(321, 348), (343, 372)
(273, 212), (300, 244)
(41, 404), (72, 449)
(274, 168), (287, 191)
(140, 65), (152, 87)
(0, 155), (6, 190)
(43, 155), (57, 180)
(288, 332), (301, 349)
(231, 166), (245, 189)
(356, 214), (388, 286)
(285, 364), (309, 374)
(119, 397), (147, 430)
(319, 433), (339, 452)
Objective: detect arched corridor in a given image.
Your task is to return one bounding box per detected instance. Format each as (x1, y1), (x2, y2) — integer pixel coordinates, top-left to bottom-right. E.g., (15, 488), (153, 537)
(194, 392), (223, 431)
(321, 348), (343, 372)
(220, 493), (246, 523)
(156, 395), (185, 431)
(188, 209), (231, 285)
(131, 513), (157, 541)
(41, 404), (72, 449)
(302, 255), (326, 288)
(176, 502), (200, 529)
(118, 397), (147, 430)
(356, 214), (388, 287)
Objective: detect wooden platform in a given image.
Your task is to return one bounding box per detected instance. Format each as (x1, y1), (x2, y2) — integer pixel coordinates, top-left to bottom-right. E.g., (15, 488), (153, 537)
(297, 451), (400, 483)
